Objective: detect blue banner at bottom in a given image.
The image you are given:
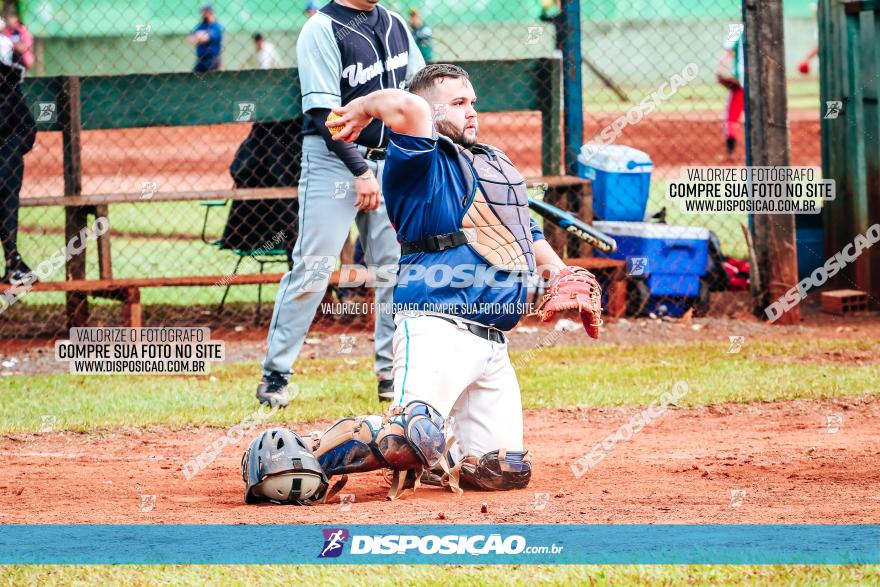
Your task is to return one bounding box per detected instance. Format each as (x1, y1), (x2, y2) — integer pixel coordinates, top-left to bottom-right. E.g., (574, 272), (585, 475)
(0, 525), (877, 564)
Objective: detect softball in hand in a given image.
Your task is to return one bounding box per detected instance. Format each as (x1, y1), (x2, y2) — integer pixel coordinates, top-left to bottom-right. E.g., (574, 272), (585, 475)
(327, 112), (345, 138)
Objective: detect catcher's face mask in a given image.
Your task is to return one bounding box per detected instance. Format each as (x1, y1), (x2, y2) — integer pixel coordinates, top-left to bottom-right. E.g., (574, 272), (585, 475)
(241, 428), (328, 504)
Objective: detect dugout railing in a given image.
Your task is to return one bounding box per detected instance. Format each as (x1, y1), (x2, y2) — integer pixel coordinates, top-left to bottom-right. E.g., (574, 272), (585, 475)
(4, 58), (624, 329)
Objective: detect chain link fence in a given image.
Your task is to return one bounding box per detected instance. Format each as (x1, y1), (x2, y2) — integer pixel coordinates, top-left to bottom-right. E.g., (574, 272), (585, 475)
(1, 0), (822, 346)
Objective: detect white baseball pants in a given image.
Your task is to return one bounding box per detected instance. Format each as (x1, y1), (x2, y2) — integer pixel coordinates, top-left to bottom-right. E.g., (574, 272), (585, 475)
(391, 313), (524, 463)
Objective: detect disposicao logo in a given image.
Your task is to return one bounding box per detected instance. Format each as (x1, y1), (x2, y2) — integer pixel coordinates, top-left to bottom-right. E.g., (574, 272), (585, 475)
(349, 534), (527, 555)
(317, 529), (562, 558)
(318, 528), (349, 558)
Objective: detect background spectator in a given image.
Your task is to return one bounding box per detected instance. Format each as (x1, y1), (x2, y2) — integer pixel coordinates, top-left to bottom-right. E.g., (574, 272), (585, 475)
(187, 5), (223, 73)
(799, 44), (819, 75)
(305, 1), (318, 18)
(408, 8), (433, 62)
(2, 10), (34, 71)
(250, 33), (283, 69)
(539, 0), (564, 59)
(717, 28), (745, 155)
(0, 15), (36, 284)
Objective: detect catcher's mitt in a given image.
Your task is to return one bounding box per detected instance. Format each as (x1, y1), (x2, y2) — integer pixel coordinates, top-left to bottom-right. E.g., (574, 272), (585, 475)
(716, 74), (741, 91)
(533, 266), (603, 339)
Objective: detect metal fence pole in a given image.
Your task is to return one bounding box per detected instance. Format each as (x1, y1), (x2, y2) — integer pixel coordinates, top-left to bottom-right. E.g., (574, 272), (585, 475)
(562, 0), (584, 175)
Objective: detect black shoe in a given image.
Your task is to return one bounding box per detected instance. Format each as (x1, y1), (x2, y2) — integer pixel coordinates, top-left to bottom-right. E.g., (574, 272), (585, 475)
(726, 137), (736, 155)
(256, 371), (290, 408)
(378, 379), (394, 402)
(2, 254), (35, 286)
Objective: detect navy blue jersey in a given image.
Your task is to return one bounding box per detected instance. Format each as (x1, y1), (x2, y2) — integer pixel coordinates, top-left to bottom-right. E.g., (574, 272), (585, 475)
(298, 3), (424, 148)
(383, 130), (545, 331)
(192, 21), (223, 72)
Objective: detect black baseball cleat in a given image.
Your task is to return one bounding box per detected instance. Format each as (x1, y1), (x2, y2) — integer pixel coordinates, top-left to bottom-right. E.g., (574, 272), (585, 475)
(256, 371), (290, 408)
(377, 379), (394, 402)
(2, 253), (35, 286)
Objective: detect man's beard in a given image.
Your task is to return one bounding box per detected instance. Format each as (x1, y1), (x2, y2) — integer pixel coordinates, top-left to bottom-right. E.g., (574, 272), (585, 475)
(435, 119), (477, 148)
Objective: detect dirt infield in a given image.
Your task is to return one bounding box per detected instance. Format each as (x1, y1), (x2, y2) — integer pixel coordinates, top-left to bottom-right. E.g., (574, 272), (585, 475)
(2, 395), (877, 525)
(21, 110), (821, 198)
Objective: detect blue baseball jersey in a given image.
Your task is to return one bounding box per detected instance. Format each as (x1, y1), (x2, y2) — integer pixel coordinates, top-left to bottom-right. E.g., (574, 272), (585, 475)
(297, 2), (424, 148)
(383, 130), (545, 331)
(192, 21), (223, 72)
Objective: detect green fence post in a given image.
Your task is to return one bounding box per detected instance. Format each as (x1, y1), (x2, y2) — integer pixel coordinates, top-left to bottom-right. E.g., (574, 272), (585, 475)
(843, 5), (870, 291)
(868, 7), (880, 301)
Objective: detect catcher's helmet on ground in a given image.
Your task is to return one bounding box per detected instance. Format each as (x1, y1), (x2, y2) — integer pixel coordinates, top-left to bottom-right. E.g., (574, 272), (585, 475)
(241, 428), (328, 504)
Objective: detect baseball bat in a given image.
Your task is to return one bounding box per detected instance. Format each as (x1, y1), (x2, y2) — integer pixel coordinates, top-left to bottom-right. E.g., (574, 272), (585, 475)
(528, 198), (617, 253)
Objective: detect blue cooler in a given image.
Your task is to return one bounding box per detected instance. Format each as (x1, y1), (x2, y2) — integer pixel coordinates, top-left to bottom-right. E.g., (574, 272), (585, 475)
(577, 144), (653, 221)
(594, 221), (711, 315)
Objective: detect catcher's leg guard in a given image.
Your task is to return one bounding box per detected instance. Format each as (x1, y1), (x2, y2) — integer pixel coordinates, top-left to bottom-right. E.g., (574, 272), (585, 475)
(310, 400), (448, 499)
(456, 449), (532, 491)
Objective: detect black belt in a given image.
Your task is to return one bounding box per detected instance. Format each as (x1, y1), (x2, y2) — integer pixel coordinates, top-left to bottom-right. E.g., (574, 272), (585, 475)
(434, 315), (506, 344)
(401, 230), (470, 255)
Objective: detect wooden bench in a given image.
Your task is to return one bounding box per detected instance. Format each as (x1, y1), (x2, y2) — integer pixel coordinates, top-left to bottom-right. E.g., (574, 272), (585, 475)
(15, 58), (601, 328)
(0, 268), (370, 328)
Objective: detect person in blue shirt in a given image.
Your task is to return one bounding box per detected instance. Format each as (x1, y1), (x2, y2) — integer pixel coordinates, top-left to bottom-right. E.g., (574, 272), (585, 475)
(188, 5), (223, 73)
(326, 63), (602, 491)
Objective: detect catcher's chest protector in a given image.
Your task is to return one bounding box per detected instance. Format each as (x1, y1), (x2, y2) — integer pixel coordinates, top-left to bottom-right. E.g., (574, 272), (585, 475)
(445, 137), (536, 273)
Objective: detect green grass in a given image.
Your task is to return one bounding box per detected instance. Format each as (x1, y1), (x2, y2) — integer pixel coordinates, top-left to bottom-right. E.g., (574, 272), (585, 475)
(2, 338), (877, 434)
(18, 201), (229, 238)
(1, 564), (877, 586)
(584, 79), (820, 114)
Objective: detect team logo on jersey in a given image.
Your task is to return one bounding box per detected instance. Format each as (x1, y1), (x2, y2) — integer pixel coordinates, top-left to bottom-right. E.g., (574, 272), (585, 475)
(318, 528), (349, 558)
(341, 51), (408, 88)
